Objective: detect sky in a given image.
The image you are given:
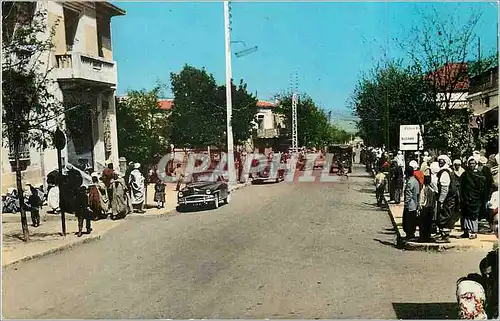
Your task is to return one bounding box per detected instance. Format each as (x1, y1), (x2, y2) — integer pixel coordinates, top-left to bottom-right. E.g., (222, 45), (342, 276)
(110, 1), (498, 131)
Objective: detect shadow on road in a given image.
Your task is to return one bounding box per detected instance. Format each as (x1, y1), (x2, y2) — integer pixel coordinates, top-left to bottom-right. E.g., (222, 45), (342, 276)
(392, 302), (457, 319)
(373, 238), (402, 250)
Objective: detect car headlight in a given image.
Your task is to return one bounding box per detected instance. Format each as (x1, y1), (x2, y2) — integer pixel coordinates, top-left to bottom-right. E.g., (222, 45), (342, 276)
(206, 189), (211, 194)
(178, 192), (183, 198)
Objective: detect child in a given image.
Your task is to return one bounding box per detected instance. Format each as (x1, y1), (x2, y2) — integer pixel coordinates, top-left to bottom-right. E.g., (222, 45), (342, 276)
(75, 186), (92, 237)
(24, 185), (41, 227)
(154, 178), (166, 209)
(418, 174), (437, 242)
(374, 169), (388, 207)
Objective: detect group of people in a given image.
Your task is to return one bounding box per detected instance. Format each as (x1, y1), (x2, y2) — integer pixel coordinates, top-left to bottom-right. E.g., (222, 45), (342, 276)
(373, 148), (498, 243)
(2, 161), (163, 237)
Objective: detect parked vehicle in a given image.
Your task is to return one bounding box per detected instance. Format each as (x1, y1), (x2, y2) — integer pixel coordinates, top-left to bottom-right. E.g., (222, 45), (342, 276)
(251, 157), (286, 184)
(327, 144), (353, 174)
(177, 180), (230, 210)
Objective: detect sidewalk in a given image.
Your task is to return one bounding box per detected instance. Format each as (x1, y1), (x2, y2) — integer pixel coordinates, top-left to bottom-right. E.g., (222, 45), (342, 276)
(2, 180), (251, 267)
(384, 196), (498, 252)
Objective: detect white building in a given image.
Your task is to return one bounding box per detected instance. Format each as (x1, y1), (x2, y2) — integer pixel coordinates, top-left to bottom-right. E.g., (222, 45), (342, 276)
(2, 2), (125, 193)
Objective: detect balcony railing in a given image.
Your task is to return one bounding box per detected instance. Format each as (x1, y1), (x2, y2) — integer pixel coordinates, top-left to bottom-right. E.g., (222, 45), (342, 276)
(254, 128), (283, 138)
(54, 52), (117, 85)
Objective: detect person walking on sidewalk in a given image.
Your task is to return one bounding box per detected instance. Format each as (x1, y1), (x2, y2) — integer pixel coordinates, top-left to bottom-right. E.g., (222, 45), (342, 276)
(174, 164), (185, 191)
(460, 157), (486, 239)
(374, 168), (388, 207)
(129, 163), (146, 213)
(436, 155), (458, 242)
(418, 174), (436, 242)
(75, 186), (92, 237)
(403, 166), (420, 239)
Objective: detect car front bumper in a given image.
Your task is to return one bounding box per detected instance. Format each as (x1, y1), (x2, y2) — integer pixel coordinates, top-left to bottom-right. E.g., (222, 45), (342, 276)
(178, 194), (216, 205)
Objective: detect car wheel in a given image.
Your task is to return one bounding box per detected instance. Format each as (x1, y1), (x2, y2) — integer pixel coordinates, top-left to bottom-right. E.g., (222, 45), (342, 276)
(213, 194), (219, 209)
(225, 193), (231, 204)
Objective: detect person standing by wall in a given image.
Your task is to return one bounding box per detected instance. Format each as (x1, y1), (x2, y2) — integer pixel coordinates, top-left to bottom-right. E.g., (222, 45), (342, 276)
(75, 186), (92, 237)
(418, 174), (437, 242)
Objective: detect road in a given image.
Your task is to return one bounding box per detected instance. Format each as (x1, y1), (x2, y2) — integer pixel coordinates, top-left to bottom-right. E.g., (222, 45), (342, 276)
(2, 165), (486, 319)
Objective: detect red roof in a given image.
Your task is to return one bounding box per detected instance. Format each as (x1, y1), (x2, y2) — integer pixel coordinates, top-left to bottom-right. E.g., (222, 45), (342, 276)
(426, 63), (469, 92)
(256, 100), (276, 108)
(157, 99), (274, 110)
(158, 99), (174, 110)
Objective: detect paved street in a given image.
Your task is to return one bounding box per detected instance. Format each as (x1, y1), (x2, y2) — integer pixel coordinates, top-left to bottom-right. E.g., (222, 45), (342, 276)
(2, 165), (487, 319)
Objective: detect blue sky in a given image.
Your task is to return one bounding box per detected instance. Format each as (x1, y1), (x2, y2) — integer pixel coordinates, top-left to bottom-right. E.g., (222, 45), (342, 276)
(111, 1), (498, 128)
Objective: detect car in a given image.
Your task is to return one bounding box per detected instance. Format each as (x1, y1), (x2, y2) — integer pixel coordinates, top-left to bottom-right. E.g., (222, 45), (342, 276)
(327, 144), (353, 174)
(251, 158), (286, 184)
(177, 180), (230, 210)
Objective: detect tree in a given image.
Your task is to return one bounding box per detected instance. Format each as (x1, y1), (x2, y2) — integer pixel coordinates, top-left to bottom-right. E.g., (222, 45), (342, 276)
(116, 85), (170, 167)
(274, 92), (343, 147)
(349, 60), (440, 151)
(394, 5), (497, 157)
(169, 65), (257, 149)
(2, 3), (62, 241)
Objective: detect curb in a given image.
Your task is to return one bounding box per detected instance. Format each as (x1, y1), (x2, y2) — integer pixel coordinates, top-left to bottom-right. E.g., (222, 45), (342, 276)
(382, 194), (495, 252)
(2, 181), (253, 268)
(2, 233), (102, 269)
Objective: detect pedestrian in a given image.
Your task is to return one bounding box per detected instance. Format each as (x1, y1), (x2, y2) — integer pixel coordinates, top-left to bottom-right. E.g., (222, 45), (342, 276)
(75, 186), (92, 237)
(460, 157), (486, 239)
(154, 177), (166, 209)
(102, 162), (115, 214)
(389, 159), (403, 204)
(25, 184), (41, 227)
(110, 173), (129, 220)
(479, 156), (494, 221)
(410, 160), (424, 189)
(403, 166), (420, 239)
(88, 174), (105, 220)
(419, 174), (436, 242)
(435, 155), (459, 242)
(129, 163), (146, 213)
(374, 168), (388, 207)
(174, 163), (185, 191)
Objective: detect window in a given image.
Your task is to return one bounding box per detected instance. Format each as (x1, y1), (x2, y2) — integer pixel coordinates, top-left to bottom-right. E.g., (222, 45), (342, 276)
(63, 7), (79, 52)
(485, 97), (490, 108)
(8, 137), (30, 160)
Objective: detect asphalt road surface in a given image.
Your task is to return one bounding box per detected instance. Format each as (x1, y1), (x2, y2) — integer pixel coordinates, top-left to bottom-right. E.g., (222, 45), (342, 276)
(2, 165), (487, 319)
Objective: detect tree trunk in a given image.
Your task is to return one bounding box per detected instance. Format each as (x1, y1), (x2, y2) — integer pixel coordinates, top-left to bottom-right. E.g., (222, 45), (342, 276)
(14, 140), (29, 242)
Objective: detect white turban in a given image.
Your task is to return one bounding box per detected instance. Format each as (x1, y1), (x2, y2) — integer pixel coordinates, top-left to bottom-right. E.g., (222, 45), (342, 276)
(453, 159), (461, 165)
(430, 162), (440, 175)
(468, 156), (476, 163)
(409, 160), (419, 170)
(91, 172), (99, 178)
(424, 151), (429, 157)
(437, 155), (452, 166)
(479, 156), (488, 165)
(134, 163), (141, 169)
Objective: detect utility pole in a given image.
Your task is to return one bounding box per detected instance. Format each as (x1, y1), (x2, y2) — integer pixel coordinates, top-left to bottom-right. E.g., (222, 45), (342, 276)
(291, 72), (298, 154)
(224, 0), (236, 186)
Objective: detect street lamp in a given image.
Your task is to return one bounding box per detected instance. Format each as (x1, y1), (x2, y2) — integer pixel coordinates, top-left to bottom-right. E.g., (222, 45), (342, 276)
(224, 0), (237, 186)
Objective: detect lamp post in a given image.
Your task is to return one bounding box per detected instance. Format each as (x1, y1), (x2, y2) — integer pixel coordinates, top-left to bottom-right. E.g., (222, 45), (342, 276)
(224, 0), (237, 186)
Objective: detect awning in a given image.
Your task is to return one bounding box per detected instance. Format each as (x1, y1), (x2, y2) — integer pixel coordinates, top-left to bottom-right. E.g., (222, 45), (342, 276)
(474, 105), (498, 116)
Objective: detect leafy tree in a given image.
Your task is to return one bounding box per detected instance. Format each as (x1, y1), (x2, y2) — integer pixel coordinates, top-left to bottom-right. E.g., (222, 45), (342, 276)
(116, 85), (170, 167)
(169, 65), (257, 149)
(274, 92), (344, 147)
(394, 5), (497, 157)
(349, 60), (440, 151)
(2, 2), (62, 241)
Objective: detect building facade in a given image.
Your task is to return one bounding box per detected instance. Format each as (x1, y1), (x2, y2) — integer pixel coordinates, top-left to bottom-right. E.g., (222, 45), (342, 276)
(2, 2), (125, 193)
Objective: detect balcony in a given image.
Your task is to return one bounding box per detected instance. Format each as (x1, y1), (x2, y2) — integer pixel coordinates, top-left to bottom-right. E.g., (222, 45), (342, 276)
(54, 52), (117, 86)
(254, 128), (283, 139)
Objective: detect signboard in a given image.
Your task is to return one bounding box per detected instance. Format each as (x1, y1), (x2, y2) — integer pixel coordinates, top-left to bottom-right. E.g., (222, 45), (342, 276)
(399, 125), (423, 151)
